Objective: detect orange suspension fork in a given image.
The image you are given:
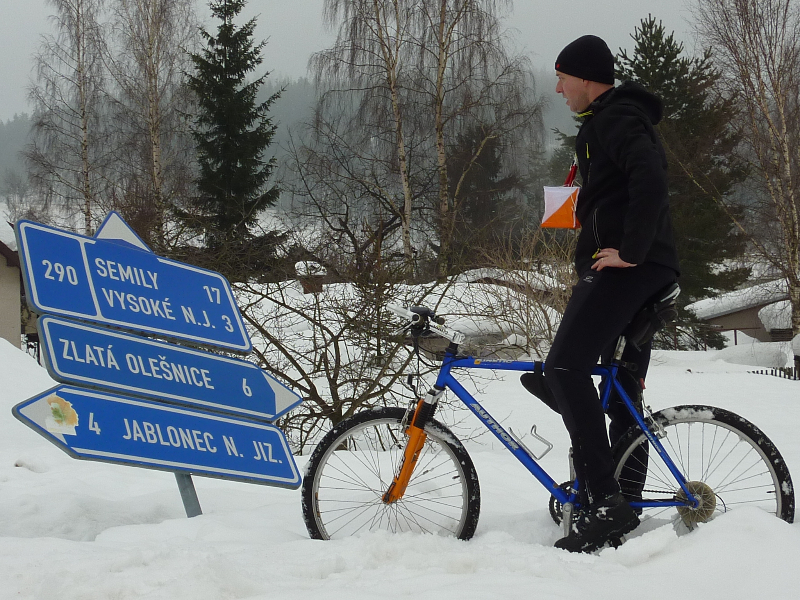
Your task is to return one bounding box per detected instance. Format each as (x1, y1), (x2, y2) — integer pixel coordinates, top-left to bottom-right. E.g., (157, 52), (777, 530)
(382, 399), (431, 504)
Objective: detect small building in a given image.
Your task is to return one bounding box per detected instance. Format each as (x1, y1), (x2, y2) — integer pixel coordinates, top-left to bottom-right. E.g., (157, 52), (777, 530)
(687, 280), (789, 343)
(295, 261), (328, 294)
(0, 240), (22, 348)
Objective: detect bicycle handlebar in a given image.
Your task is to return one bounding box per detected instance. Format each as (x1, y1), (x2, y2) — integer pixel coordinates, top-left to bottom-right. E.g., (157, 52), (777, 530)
(387, 303), (466, 345)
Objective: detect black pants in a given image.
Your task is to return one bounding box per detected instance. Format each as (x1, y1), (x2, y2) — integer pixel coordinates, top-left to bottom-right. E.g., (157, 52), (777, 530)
(544, 263), (676, 503)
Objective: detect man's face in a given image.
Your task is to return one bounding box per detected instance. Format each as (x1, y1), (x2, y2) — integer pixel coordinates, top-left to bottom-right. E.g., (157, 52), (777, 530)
(556, 71), (590, 113)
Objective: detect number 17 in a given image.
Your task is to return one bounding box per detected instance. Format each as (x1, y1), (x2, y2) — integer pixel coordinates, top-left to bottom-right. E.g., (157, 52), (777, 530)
(203, 285), (221, 304)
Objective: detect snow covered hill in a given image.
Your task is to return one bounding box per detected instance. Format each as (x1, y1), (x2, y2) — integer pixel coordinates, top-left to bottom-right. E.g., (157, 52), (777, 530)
(1, 339), (798, 599)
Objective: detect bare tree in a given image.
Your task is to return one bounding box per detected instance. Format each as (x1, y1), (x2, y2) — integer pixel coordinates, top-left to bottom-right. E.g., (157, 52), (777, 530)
(693, 0), (800, 365)
(310, 1), (418, 273)
(310, 0), (544, 278)
(106, 0), (197, 251)
(411, 0), (541, 276)
(469, 228), (577, 358)
(26, 0), (108, 234)
(283, 121), (408, 275)
(2, 170), (36, 225)
(238, 276), (418, 451)
(262, 2), (544, 439)
(239, 159), (418, 446)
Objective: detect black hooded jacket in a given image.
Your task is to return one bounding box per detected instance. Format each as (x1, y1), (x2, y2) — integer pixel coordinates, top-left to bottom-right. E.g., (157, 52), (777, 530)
(573, 81), (680, 276)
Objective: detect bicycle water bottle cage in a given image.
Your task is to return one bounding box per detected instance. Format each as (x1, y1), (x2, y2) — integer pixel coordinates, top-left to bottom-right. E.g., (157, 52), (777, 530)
(623, 282), (681, 350)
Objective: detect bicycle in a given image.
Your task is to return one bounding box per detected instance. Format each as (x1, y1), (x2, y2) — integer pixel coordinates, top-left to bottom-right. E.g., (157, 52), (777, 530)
(301, 288), (795, 542)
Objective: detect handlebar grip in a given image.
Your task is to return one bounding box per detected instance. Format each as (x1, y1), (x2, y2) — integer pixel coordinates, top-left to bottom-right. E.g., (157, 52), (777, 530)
(387, 303), (413, 318)
(388, 302), (464, 344)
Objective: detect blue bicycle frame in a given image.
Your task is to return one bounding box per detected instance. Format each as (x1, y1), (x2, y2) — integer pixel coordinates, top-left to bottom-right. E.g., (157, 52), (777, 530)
(433, 350), (700, 511)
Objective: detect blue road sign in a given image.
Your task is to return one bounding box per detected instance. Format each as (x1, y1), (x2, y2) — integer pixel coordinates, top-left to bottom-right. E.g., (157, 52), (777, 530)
(39, 316), (302, 421)
(16, 219), (252, 353)
(13, 385), (301, 488)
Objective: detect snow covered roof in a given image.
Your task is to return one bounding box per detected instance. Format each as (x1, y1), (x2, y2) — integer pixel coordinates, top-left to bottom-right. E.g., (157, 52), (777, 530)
(0, 225), (16, 250)
(295, 261), (327, 277)
(452, 267), (563, 292)
(759, 300), (791, 331)
(687, 279), (788, 320)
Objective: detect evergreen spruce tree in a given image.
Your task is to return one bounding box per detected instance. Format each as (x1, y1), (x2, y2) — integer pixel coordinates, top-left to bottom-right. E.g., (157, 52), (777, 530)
(446, 125), (523, 268)
(184, 0), (282, 281)
(616, 16), (749, 348)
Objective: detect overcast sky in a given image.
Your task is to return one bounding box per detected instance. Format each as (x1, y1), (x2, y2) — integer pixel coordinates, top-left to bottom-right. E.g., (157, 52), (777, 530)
(0, 0), (696, 123)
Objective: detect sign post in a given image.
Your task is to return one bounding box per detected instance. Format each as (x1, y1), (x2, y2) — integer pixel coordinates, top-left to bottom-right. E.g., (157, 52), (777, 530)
(175, 473), (202, 518)
(16, 219), (252, 352)
(14, 386), (301, 487)
(37, 315), (301, 421)
(13, 212), (303, 518)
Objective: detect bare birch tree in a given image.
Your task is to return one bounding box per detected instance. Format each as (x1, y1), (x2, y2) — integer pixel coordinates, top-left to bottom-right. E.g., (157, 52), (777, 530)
(106, 0), (197, 251)
(693, 0), (800, 361)
(310, 1), (417, 273)
(412, 0), (541, 276)
(309, 0), (544, 279)
(26, 0), (108, 234)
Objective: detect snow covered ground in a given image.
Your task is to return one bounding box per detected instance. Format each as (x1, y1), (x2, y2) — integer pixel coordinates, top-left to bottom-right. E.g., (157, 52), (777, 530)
(1, 338), (799, 599)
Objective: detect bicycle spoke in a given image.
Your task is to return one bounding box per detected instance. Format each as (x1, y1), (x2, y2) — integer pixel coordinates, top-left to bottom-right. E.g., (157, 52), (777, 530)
(303, 409), (479, 540)
(613, 406), (790, 528)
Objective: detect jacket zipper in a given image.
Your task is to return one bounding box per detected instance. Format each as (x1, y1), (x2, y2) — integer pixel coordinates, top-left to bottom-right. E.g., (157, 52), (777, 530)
(592, 209), (602, 250)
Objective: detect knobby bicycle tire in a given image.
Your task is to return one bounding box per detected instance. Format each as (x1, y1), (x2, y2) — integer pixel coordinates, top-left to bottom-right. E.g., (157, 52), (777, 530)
(612, 404), (794, 527)
(301, 407), (481, 540)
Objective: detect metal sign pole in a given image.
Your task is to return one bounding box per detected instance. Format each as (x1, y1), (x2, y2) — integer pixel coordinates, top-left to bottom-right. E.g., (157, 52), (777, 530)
(174, 473), (202, 518)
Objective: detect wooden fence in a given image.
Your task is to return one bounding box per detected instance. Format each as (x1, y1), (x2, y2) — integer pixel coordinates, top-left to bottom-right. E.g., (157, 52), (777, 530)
(749, 367), (800, 381)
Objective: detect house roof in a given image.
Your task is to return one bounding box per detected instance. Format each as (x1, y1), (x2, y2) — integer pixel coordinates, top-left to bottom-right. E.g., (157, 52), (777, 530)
(759, 300), (791, 331)
(452, 267), (563, 292)
(687, 279), (788, 320)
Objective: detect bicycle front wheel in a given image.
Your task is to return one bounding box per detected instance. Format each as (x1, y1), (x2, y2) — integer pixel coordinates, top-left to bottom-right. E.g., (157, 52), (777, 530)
(301, 407), (480, 540)
(612, 405), (794, 528)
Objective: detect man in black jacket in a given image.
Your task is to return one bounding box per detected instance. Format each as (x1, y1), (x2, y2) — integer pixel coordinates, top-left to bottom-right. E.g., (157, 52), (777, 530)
(542, 35), (680, 553)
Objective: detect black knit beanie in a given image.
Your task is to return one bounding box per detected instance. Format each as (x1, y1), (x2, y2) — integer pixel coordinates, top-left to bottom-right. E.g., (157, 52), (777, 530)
(555, 35), (615, 84)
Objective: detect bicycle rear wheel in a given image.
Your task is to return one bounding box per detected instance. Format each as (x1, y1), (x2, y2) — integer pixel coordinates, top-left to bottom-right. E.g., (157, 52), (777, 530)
(612, 405), (794, 528)
(301, 407), (480, 540)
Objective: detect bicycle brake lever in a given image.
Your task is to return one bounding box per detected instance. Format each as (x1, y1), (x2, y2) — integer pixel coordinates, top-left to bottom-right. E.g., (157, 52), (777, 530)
(391, 324), (412, 337)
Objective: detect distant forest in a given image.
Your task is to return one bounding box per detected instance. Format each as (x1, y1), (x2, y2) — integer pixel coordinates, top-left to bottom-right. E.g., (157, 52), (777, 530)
(0, 78), (318, 208)
(0, 114), (30, 179)
(1, 69), (570, 216)
(0, 67), (570, 198)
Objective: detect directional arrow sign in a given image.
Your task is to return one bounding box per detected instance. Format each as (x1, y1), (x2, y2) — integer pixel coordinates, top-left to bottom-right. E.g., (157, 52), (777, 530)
(38, 316), (302, 421)
(16, 219), (251, 353)
(13, 386), (301, 488)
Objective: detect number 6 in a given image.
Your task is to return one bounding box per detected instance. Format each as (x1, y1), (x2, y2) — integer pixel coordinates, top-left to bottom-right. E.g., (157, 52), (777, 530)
(242, 379), (252, 397)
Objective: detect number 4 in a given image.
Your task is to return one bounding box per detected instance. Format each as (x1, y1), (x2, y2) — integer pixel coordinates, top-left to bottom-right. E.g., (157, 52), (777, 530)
(88, 413), (101, 434)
